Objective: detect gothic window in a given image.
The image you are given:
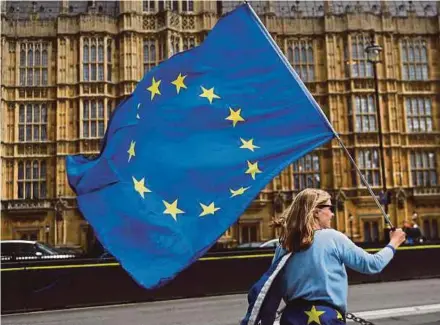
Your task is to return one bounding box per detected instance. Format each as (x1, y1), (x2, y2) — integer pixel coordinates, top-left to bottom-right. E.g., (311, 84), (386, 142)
(287, 39), (315, 82)
(107, 100), (113, 122)
(143, 38), (157, 74)
(182, 36), (196, 51)
(182, 0), (194, 12)
(406, 98), (433, 132)
(356, 149), (381, 187)
(18, 103), (48, 142)
(17, 160), (47, 199)
(292, 153), (320, 190)
(410, 151), (437, 187)
(401, 38), (429, 81)
(143, 0), (155, 12)
(107, 39), (112, 82)
(82, 99), (105, 138)
(19, 42), (48, 86)
(349, 95), (377, 132)
(83, 37), (105, 81)
(350, 34), (373, 78)
(170, 35), (180, 57)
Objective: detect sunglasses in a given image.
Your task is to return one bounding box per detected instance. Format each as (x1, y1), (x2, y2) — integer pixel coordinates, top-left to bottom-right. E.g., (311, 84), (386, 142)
(317, 204), (335, 212)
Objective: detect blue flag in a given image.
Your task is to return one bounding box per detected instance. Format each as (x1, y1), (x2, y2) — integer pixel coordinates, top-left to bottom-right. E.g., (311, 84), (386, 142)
(66, 3), (335, 289)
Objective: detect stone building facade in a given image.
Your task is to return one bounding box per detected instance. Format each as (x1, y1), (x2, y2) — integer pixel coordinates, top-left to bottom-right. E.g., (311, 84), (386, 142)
(1, 1), (439, 252)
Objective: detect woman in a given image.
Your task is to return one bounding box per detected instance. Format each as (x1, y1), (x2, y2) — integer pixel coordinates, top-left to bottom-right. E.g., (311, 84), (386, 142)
(275, 188), (406, 325)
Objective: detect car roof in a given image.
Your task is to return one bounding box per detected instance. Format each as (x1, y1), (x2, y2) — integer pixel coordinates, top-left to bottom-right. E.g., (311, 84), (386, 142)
(1, 240), (37, 244)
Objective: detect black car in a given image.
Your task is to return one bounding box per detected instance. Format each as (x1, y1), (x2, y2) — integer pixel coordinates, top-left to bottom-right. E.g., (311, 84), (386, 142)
(1, 240), (76, 261)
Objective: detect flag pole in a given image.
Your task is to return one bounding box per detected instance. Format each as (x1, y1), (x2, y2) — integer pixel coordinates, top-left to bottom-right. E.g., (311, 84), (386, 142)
(244, 2), (394, 229)
(333, 135), (394, 229)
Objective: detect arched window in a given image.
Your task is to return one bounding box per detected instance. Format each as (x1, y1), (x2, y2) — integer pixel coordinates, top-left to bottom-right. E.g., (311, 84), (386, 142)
(98, 45), (104, 62)
(35, 50), (41, 66)
(33, 161), (39, 179)
(20, 50), (26, 66)
(91, 45), (96, 62)
(307, 46), (313, 62)
(19, 105), (25, 123)
(25, 161), (31, 179)
(294, 47), (300, 64)
(107, 100), (112, 121)
(42, 50), (48, 66)
(28, 49), (33, 66)
(150, 44), (156, 60)
(83, 45), (89, 62)
(18, 162), (24, 179)
(408, 46), (414, 61)
(287, 47), (293, 62)
(107, 41), (112, 62)
(421, 46), (427, 62)
(144, 42), (149, 62)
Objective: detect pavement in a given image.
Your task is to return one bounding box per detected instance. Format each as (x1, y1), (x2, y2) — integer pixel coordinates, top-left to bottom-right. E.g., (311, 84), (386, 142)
(2, 278), (440, 325)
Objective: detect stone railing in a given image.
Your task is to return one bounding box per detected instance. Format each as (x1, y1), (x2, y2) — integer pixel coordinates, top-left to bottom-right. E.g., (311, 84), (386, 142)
(413, 187), (440, 196)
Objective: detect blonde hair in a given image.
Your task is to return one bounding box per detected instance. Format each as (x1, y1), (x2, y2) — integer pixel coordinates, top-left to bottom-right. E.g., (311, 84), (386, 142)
(279, 188), (331, 252)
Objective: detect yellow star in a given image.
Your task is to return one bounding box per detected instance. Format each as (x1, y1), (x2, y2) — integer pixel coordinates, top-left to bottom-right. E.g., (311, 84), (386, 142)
(240, 138), (260, 152)
(199, 86), (220, 104)
(230, 187), (250, 198)
(127, 140), (136, 162)
(199, 202), (220, 217)
(336, 310), (343, 320)
(245, 161), (262, 180)
(304, 305), (325, 325)
(171, 73), (187, 94)
(163, 199), (184, 221)
(225, 107), (245, 127)
(132, 176), (151, 199)
(147, 77), (161, 100)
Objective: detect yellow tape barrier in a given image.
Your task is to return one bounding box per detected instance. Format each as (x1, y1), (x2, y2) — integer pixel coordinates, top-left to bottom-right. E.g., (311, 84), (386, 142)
(2, 245), (439, 272)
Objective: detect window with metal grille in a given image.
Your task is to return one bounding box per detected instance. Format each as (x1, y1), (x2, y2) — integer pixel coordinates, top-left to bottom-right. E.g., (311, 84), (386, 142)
(292, 153), (320, 190)
(401, 38), (429, 81)
(19, 42), (48, 86)
(287, 39), (314, 82)
(405, 98), (433, 132)
(17, 160), (47, 199)
(410, 151), (437, 187)
(18, 104), (48, 142)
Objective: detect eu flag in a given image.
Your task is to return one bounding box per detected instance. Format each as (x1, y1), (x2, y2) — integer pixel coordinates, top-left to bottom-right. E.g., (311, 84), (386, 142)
(66, 3), (335, 289)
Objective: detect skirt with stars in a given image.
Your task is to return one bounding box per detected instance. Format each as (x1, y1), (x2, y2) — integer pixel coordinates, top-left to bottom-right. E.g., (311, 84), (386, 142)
(280, 299), (346, 325)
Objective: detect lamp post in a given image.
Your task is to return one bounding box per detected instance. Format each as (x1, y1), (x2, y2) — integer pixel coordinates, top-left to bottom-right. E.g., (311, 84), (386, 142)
(365, 37), (389, 215)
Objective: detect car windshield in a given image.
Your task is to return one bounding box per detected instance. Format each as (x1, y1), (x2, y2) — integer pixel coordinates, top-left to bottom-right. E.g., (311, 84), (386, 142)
(36, 243), (59, 255)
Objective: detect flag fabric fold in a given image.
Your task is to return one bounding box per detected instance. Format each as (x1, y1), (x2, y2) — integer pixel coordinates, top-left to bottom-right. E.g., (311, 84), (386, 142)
(241, 252), (292, 325)
(66, 3), (335, 289)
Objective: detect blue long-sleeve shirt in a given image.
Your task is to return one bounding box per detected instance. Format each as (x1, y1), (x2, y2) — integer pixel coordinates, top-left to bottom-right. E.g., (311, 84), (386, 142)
(273, 229), (394, 313)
